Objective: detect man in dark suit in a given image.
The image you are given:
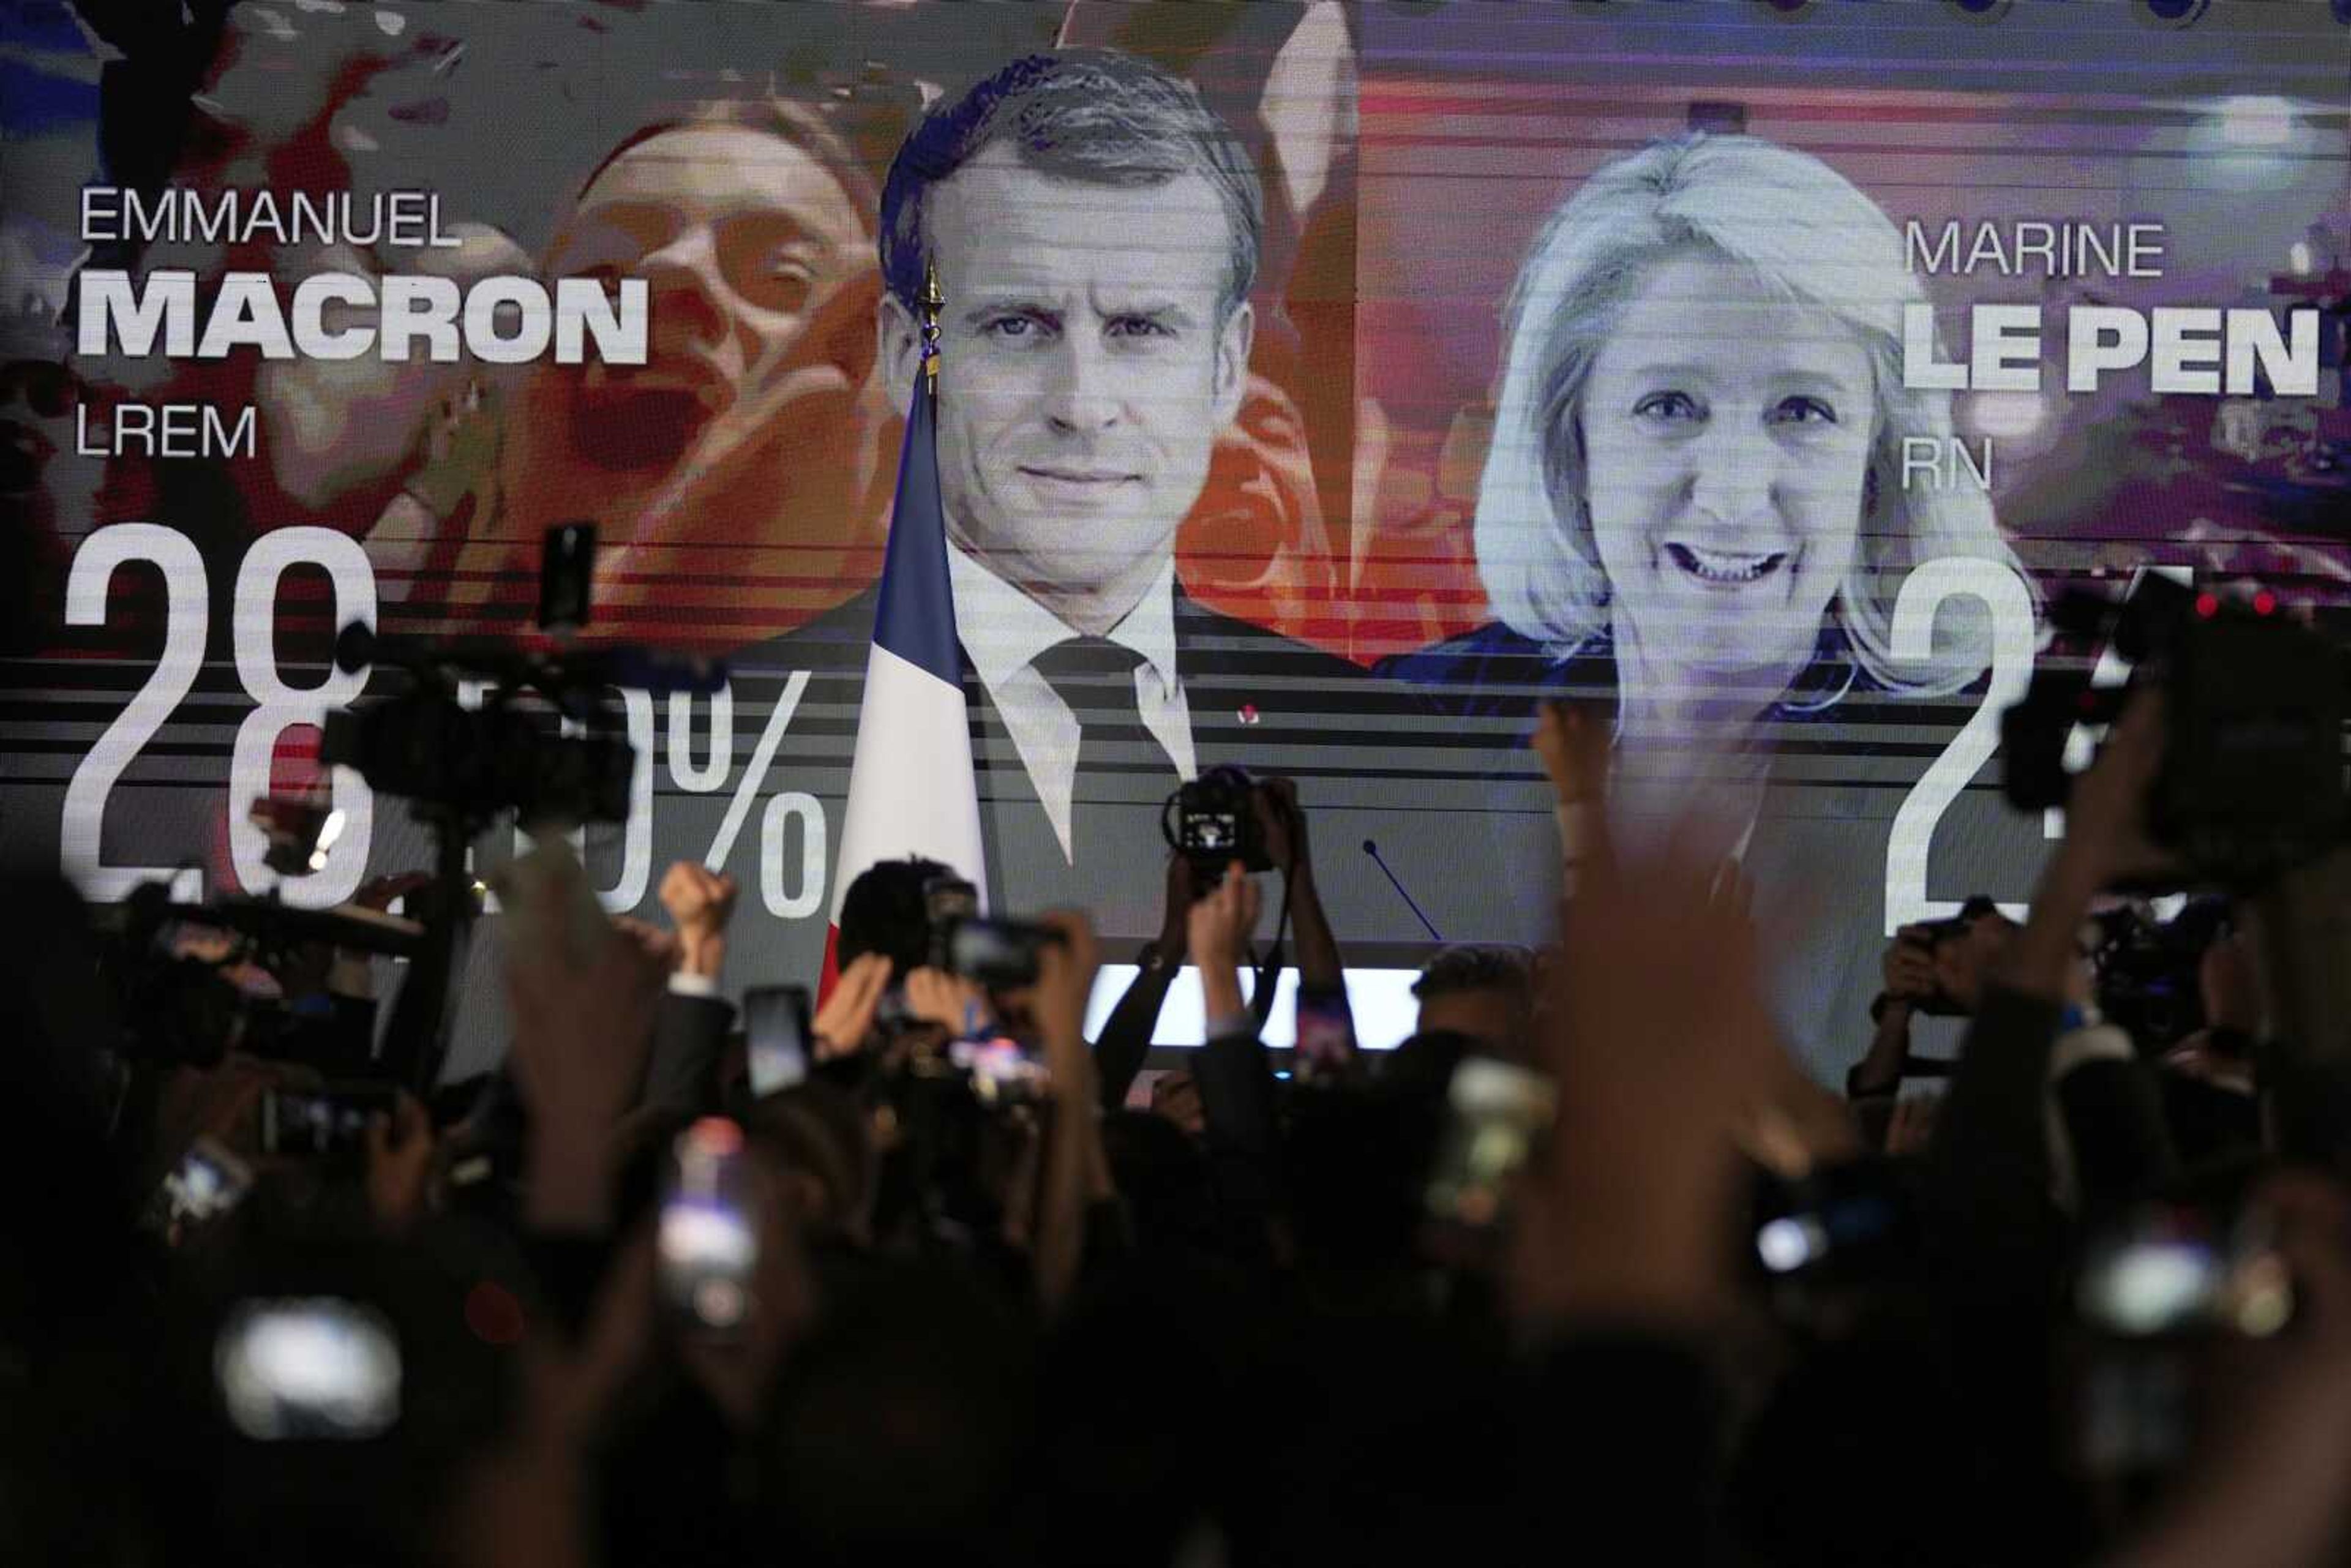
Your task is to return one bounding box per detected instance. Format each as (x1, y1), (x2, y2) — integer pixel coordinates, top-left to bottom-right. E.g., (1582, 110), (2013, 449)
(743, 48), (1373, 941)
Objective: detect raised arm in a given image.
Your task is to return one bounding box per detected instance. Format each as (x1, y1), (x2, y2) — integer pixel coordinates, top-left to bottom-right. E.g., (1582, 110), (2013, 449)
(1032, 910), (1107, 1317)
(1090, 855), (1194, 1111)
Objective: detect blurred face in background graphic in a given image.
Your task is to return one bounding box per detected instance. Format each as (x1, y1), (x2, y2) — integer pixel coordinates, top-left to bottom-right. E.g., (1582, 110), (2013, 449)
(487, 121), (888, 639)
(255, 225), (533, 522)
(1181, 371), (1337, 637)
(899, 150), (1253, 635)
(548, 125), (868, 474)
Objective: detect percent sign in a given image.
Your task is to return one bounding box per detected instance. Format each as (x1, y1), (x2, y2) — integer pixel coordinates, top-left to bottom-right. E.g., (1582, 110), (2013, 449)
(668, 672), (827, 918)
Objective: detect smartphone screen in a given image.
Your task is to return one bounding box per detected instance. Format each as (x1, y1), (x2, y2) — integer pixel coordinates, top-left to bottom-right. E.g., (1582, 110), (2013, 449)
(1423, 1058), (1556, 1229)
(659, 1119), (758, 1336)
(948, 1033), (1051, 1106)
(214, 1298), (402, 1441)
(1293, 984), (1355, 1081)
(261, 1084), (398, 1157)
(743, 985), (811, 1098)
(2077, 1204), (2292, 1338)
(945, 917), (1057, 987)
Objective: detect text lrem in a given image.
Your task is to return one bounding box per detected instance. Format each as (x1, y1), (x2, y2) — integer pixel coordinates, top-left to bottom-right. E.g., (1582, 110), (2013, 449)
(78, 402), (257, 459)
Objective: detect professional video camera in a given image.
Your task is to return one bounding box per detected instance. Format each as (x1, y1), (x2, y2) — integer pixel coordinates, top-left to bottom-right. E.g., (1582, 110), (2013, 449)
(320, 525), (721, 829)
(95, 881), (411, 1069)
(315, 524), (723, 1087)
(1163, 763), (1275, 880)
(2003, 576), (2350, 888)
(320, 625), (639, 829)
(99, 901), (246, 1068)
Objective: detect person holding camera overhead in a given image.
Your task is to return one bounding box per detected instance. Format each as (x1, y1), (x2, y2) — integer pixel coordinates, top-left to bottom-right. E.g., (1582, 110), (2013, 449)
(751, 49), (1365, 934)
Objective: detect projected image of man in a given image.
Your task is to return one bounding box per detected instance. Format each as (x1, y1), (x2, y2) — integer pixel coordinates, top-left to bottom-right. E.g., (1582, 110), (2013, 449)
(765, 50), (1363, 929)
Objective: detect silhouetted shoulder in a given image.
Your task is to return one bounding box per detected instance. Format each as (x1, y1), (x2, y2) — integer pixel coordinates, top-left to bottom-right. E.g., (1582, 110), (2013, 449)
(1374, 618), (1941, 726)
(1374, 621), (1580, 688)
(1373, 621), (1612, 724)
(730, 588), (881, 677)
(1173, 595), (1370, 687)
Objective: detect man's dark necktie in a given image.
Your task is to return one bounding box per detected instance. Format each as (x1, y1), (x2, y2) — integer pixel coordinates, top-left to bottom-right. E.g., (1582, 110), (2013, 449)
(1030, 635), (1184, 873)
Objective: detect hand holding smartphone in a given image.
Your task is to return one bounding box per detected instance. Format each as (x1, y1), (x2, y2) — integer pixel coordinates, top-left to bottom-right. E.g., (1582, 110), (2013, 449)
(1424, 1058), (1556, 1231)
(143, 1135), (255, 1244)
(1294, 983), (1355, 1083)
(658, 1118), (759, 1338)
(943, 916), (1062, 988)
(743, 985), (811, 1098)
(260, 1082), (400, 1157)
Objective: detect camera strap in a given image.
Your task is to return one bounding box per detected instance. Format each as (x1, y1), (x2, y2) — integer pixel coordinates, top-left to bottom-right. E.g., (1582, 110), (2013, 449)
(1247, 877), (1295, 1035)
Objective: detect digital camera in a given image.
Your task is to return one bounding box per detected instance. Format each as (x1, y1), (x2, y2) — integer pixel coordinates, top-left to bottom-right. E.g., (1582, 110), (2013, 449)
(1163, 765), (1273, 880)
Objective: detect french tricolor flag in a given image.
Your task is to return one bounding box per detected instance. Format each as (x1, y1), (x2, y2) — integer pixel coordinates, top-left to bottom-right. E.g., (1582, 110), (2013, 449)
(821, 373), (986, 992)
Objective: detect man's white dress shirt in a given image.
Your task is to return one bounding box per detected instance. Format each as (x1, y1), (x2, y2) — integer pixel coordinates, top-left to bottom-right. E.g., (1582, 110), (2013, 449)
(946, 545), (1198, 861)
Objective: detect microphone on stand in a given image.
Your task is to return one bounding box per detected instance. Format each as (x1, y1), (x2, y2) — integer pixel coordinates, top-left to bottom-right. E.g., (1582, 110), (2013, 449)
(1362, 839), (1444, 942)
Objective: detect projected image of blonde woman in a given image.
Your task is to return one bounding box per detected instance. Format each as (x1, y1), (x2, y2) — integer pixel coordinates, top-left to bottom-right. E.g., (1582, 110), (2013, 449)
(1384, 132), (2028, 754)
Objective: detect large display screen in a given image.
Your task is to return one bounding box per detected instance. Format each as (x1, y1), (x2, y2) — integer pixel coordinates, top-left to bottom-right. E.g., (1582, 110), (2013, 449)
(5, 0), (2347, 1080)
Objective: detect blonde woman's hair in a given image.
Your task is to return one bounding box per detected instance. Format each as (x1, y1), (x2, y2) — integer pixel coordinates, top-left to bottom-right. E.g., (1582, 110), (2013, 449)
(1473, 132), (2026, 694)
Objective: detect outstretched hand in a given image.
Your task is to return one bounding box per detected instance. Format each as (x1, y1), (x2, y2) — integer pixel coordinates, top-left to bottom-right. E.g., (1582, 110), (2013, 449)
(363, 1091), (436, 1234)
(1032, 911), (1100, 1097)
(503, 850), (669, 1231)
(2055, 688), (2175, 891)
(405, 377), (502, 521)
(813, 952), (892, 1060)
(1187, 862), (1262, 979)
(1511, 759), (1778, 1329)
(1252, 775), (1310, 879)
(1532, 698), (1610, 808)
(658, 861), (738, 979)
(904, 966), (992, 1037)
(1153, 853), (1196, 963)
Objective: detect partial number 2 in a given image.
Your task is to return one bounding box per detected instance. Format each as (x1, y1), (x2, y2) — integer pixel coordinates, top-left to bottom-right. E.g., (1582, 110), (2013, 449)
(1884, 558), (2036, 934)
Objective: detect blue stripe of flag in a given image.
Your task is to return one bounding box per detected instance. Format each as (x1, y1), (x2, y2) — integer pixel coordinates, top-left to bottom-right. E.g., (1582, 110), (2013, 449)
(869, 378), (962, 686)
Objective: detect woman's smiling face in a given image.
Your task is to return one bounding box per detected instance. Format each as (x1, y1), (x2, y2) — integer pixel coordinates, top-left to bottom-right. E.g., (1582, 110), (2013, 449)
(1575, 249), (1877, 687)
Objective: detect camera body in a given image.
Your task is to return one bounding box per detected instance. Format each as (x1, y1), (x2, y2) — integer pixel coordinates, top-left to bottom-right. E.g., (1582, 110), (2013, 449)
(921, 876), (981, 972)
(1753, 1157), (1919, 1290)
(941, 915), (1062, 989)
(321, 689), (632, 828)
(1901, 906), (1985, 1018)
(1164, 764), (1273, 879)
(2089, 901), (2228, 1054)
(2004, 578), (2349, 887)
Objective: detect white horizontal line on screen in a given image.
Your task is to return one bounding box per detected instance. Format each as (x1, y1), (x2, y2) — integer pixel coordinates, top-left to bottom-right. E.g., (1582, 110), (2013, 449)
(1081, 966), (1420, 1051)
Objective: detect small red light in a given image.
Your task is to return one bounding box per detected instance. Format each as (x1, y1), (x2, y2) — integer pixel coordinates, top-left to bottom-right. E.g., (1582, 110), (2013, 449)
(465, 1281), (527, 1347)
(2194, 593), (2221, 619)
(2254, 590), (2279, 617)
